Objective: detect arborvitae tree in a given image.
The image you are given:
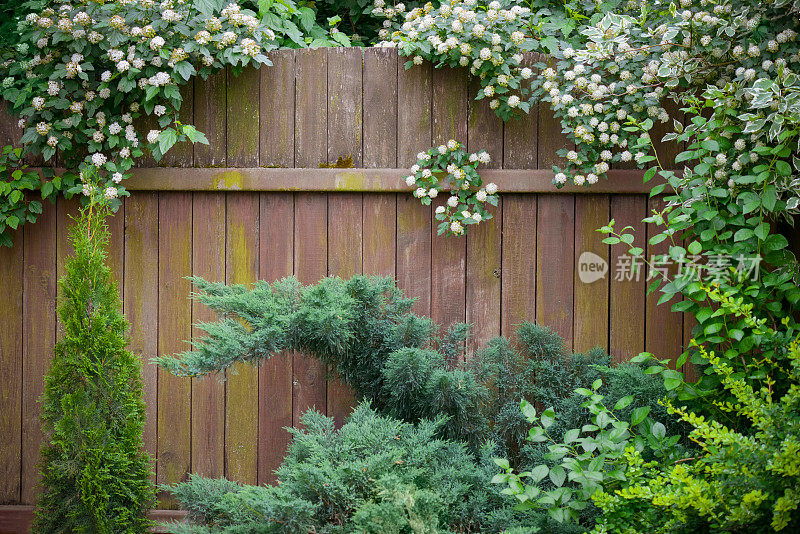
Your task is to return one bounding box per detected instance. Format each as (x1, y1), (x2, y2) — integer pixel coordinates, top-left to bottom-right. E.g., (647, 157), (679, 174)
(34, 204), (155, 533)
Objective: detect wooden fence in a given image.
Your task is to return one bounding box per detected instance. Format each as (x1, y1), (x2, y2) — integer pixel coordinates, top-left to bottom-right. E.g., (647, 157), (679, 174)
(0, 48), (688, 514)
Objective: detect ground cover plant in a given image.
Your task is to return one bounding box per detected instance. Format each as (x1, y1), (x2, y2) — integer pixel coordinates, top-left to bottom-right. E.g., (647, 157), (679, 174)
(156, 274), (690, 532)
(35, 194), (155, 532)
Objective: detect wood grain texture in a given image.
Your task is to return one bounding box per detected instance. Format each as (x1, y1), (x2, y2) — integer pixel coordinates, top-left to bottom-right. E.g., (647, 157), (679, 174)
(503, 55), (539, 170)
(225, 193), (260, 484)
(468, 78), (503, 169)
(258, 193), (294, 484)
(194, 70), (227, 167)
(292, 193), (328, 426)
(295, 48), (328, 168)
(430, 67), (468, 330)
(105, 205), (125, 294)
(162, 82), (194, 167)
(573, 195), (610, 353)
(363, 48), (398, 168)
(191, 193), (225, 478)
(645, 196), (683, 362)
(466, 199), (502, 354)
(396, 195), (431, 317)
(0, 230), (23, 503)
(21, 201), (57, 503)
(501, 195), (536, 337)
(326, 193), (362, 426)
(537, 86), (570, 169)
(227, 67), (260, 167)
(609, 195), (647, 362)
(327, 48), (363, 167)
(536, 196), (575, 349)
(156, 192), (192, 504)
(362, 194), (396, 278)
(260, 51), (295, 168)
(124, 193), (159, 480)
(397, 61), (432, 167)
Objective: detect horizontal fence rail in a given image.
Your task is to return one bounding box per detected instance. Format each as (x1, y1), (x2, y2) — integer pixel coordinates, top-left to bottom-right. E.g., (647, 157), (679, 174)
(0, 47), (690, 515)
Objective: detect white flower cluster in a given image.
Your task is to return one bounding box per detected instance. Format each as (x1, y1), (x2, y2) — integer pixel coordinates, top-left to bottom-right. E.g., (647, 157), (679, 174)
(3, 0), (278, 206)
(375, 0), (535, 121)
(403, 139), (499, 236)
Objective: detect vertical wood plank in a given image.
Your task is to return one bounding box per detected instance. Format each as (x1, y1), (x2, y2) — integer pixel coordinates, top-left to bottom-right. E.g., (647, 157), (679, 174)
(124, 193), (159, 481)
(227, 67), (260, 167)
(536, 196), (575, 349)
(260, 50), (295, 168)
(502, 55), (539, 170)
(397, 61), (432, 167)
(194, 71), (227, 167)
(466, 200), (502, 354)
(258, 193), (294, 484)
(363, 194), (396, 278)
(501, 195), (536, 337)
(293, 194), (328, 426)
(327, 194), (362, 426)
(0, 230), (23, 502)
(468, 78), (504, 167)
(225, 193), (259, 484)
(191, 193), (225, 478)
(645, 196), (683, 362)
(537, 77), (570, 170)
(327, 48), (363, 166)
(430, 67), (468, 330)
(295, 48), (328, 168)
(363, 48), (398, 168)
(105, 205), (125, 293)
(157, 192), (192, 502)
(0, 100), (22, 146)
(161, 82), (194, 166)
(21, 202), (57, 503)
(573, 195), (610, 353)
(609, 195), (646, 362)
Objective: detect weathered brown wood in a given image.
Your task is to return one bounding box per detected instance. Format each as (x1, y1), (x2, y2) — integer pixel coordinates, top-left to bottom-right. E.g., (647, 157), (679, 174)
(190, 192), (225, 478)
(157, 192), (192, 504)
(123, 167), (662, 193)
(536, 195), (575, 349)
(396, 195), (431, 317)
(537, 91), (570, 170)
(363, 48), (398, 168)
(258, 193), (294, 484)
(327, 193), (362, 426)
(162, 82), (194, 167)
(295, 48), (328, 168)
(21, 201), (57, 503)
(293, 193), (328, 426)
(0, 230), (23, 503)
(397, 61), (432, 167)
(573, 195), (610, 353)
(609, 195), (647, 362)
(466, 199), (502, 354)
(225, 193), (260, 484)
(501, 195), (536, 336)
(645, 196), (683, 362)
(503, 56), (539, 170)
(124, 193), (159, 481)
(227, 67), (260, 167)
(362, 194), (396, 278)
(430, 67), (468, 331)
(468, 78), (504, 169)
(106, 204), (125, 294)
(194, 70), (227, 167)
(327, 48), (363, 167)
(260, 50), (295, 168)
(0, 100), (22, 147)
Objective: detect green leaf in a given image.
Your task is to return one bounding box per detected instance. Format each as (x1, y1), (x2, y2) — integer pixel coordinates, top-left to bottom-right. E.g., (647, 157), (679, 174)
(776, 160), (791, 176)
(687, 241), (702, 255)
(549, 465), (566, 488)
(521, 400), (537, 422)
(734, 228), (753, 242)
(631, 406), (650, 426)
(158, 128), (178, 156)
(494, 458), (510, 470)
(541, 408), (556, 429)
(613, 395), (634, 410)
(530, 464), (549, 483)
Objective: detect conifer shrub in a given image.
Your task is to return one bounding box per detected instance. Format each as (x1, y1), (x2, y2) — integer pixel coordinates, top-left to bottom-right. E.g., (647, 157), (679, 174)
(34, 204), (155, 532)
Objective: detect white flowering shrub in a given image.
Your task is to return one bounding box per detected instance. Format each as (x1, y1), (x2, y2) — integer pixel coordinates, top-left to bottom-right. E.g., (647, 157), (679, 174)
(404, 139), (498, 235)
(375, 0), (540, 121)
(0, 0), (277, 237)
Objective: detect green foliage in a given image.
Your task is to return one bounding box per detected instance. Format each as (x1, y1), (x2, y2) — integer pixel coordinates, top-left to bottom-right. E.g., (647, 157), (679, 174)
(590, 320), (800, 533)
(34, 203), (155, 533)
(166, 404), (521, 533)
(249, 0), (355, 48)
